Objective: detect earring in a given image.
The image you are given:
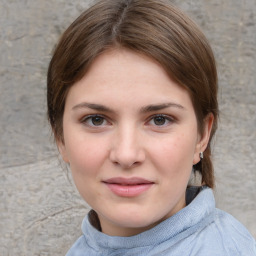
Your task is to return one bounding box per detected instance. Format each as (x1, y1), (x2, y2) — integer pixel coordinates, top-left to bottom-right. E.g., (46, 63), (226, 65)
(199, 152), (204, 160)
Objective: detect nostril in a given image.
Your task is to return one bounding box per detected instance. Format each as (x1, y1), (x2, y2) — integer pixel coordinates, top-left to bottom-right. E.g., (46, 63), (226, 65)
(109, 141), (146, 169)
(111, 158), (141, 169)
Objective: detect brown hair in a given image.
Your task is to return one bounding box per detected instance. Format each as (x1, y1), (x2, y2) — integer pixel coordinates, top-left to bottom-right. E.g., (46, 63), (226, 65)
(47, 0), (218, 188)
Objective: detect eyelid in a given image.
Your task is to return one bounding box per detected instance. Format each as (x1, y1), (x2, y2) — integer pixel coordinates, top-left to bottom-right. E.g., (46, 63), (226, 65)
(79, 113), (176, 128)
(146, 114), (175, 126)
(80, 114), (111, 127)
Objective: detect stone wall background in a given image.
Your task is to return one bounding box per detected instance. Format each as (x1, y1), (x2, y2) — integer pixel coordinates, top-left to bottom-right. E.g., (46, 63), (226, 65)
(0, 0), (255, 255)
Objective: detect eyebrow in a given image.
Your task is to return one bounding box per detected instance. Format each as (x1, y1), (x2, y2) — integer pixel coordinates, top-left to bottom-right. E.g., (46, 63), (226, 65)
(72, 102), (114, 112)
(140, 102), (185, 113)
(72, 102), (185, 113)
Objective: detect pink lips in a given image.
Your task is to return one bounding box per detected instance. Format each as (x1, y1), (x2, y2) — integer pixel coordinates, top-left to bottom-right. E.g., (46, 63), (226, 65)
(103, 177), (154, 197)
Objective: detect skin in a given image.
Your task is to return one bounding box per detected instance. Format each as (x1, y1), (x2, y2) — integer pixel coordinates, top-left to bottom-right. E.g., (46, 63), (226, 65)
(58, 48), (213, 237)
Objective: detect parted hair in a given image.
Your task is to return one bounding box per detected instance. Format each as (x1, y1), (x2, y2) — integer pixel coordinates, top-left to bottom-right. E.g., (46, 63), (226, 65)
(47, 0), (219, 188)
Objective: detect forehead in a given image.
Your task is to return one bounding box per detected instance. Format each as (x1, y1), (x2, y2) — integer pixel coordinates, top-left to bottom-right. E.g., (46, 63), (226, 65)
(64, 48), (194, 112)
(84, 48), (169, 86)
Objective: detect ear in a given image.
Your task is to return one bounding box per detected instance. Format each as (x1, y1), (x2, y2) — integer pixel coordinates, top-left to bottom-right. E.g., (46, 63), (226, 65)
(57, 139), (70, 163)
(193, 113), (214, 165)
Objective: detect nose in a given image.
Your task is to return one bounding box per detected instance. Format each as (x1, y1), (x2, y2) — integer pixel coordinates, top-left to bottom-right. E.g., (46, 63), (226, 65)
(109, 126), (145, 169)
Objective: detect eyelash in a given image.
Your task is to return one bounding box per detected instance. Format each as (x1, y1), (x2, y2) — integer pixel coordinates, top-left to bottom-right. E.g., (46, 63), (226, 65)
(81, 115), (109, 127)
(80, 114), (175, 128)
(147, 114), (175, 127)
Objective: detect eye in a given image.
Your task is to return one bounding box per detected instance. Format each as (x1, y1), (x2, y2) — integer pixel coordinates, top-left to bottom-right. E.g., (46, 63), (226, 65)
(81, 115), (108, 127)
(148, 114), (174, 126)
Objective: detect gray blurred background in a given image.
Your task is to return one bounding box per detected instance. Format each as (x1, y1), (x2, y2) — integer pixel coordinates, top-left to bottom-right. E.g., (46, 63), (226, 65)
(0, 0), (255, 255)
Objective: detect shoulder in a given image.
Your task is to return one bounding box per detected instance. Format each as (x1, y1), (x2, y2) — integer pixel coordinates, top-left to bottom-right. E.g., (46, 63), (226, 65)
(205, 208), (256, 255)
(185, 187), (256, 255)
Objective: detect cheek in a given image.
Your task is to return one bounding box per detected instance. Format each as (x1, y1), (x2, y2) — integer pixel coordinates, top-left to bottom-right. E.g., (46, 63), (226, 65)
(65, 134), (109, 176)
(65, 136), (109, 202)
(149, 132), (197, 173)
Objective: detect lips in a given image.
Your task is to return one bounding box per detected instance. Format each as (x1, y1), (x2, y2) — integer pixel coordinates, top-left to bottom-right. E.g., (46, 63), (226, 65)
(103, 177), (154, 197)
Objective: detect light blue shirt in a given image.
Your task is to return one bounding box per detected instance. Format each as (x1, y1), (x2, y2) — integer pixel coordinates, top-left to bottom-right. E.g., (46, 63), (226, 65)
(66, 187), (256, 255)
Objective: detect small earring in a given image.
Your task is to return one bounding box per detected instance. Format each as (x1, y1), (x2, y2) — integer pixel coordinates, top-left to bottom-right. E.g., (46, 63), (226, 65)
(199, 152), (204, 160)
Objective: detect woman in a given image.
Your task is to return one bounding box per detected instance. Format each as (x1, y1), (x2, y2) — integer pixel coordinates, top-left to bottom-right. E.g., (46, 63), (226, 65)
(47, 0), (256, 255)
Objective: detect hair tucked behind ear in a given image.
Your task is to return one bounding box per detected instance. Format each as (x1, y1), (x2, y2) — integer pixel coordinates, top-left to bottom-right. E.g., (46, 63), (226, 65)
(47, 0), (218, 188)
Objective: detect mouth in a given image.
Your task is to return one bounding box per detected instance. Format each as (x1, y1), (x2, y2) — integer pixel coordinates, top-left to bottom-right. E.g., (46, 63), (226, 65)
(103, 177), (154, 197)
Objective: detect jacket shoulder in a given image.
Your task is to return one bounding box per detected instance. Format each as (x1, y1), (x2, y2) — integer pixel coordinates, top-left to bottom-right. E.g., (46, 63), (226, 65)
(210, 209), (256, 255)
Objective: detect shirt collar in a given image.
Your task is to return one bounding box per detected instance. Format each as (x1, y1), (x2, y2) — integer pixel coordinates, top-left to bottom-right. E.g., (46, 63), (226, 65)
(82, 186), (215, 250)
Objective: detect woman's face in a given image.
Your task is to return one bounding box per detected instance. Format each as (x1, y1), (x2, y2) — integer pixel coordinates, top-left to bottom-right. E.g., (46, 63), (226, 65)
(59, 48), (212, 236)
